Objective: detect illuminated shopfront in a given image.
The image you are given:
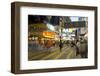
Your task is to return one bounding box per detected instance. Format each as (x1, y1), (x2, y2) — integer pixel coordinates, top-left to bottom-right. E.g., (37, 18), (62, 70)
(43, 31), (56, 39)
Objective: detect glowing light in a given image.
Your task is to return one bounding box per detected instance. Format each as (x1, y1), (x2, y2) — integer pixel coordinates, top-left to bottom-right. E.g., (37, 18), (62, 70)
(43, 31), (55, 38)
(62, 29), (66, 32)
(70, 17), (79, 22)
(47, 23), (55, 31)
(69, 28), (73, 32)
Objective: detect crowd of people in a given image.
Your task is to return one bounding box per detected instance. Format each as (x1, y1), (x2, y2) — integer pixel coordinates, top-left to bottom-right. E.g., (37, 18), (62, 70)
(28, 31), (88, 58)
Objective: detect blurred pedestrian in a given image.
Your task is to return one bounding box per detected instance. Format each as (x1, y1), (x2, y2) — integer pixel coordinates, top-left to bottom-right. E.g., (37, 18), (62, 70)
(59, 40), (63, 52)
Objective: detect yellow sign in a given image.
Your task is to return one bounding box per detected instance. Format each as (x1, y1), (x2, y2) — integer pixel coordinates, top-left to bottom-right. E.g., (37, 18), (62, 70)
(69, 28), (73, 32)
(43, 31), (55, 38)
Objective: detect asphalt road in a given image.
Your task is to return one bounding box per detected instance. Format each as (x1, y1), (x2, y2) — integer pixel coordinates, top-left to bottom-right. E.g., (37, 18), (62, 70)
(28, 45), (82, 61)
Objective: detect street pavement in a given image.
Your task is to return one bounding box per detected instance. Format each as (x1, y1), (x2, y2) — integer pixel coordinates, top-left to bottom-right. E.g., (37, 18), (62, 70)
(28, 45), (82, 61)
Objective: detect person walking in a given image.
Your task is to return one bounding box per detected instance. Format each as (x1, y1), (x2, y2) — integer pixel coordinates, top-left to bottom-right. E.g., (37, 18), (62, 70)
(59, 40), (63, 52)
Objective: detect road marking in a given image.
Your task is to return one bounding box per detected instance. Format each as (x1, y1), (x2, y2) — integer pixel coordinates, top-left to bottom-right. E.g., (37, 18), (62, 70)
(30, 52), (48, 60)
(66, 49), (73, 59)
(29, 51), (47, 56)
(42, 50), (59, 60)
(54, 48), (70, 59)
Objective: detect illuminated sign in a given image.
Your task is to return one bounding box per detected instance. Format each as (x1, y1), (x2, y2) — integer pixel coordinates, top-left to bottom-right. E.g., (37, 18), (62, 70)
(43, 31), (56, 38)
(65, 21), (86, 28)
